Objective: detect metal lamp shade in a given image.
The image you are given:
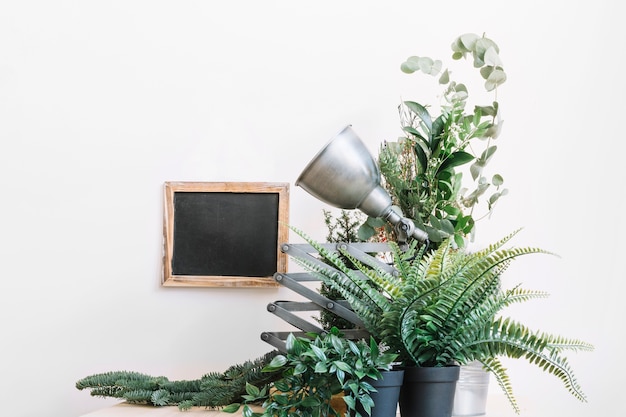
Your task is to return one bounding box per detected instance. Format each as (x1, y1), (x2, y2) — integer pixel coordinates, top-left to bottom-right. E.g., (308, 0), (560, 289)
(295, 125), (393, 219)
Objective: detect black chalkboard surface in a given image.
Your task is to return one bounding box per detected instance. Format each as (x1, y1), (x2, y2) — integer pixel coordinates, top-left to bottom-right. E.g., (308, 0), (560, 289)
(162, 182), (289, 287)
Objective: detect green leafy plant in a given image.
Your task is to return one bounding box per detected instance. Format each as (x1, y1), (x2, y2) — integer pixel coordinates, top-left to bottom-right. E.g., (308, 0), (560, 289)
(227, 328), (398, 417)
(288, 225), (593, 413)
(359, 33), (508, 248)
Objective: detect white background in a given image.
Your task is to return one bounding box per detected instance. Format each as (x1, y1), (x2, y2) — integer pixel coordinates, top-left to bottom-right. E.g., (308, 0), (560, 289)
(0, 1), (622, 416)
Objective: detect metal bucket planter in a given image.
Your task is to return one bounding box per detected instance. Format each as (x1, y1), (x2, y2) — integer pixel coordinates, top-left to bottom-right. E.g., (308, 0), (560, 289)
(452, 361), (490, 416)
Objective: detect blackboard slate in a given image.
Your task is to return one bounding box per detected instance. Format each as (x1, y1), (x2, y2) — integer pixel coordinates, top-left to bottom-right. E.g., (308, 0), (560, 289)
(171, 191), (279, 277)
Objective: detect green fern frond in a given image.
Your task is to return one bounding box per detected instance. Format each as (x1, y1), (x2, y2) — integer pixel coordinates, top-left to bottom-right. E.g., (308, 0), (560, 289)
(290, 255), (385, 332)
(470, 317), (591, 403)
(546, 337), (594, 353)
(338, 246), (402, 300)
(481, 356), (519, 413)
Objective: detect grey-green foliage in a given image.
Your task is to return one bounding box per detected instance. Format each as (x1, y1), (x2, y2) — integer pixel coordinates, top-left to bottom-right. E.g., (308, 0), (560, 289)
(289, 225), (593, 413)
(359, 33), (508, 248)
(75, 351), (282, 410)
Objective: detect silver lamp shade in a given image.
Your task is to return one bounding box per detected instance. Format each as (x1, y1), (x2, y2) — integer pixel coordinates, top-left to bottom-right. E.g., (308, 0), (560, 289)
(296, 125), (392, 218)
(296, 125), (428, 242)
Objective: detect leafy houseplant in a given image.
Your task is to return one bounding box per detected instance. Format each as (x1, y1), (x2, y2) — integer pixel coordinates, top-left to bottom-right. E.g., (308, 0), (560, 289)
(358, 33), (509, 248)
(228, 328), (398, 417)
(288, 225), (593, 414)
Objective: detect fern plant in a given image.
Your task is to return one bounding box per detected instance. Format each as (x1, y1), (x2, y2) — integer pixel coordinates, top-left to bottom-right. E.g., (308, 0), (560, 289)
(288, 225), (592, 413)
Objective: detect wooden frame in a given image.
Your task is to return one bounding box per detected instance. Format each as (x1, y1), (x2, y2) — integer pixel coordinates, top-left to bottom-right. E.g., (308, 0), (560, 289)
(162, 182), (289, 287)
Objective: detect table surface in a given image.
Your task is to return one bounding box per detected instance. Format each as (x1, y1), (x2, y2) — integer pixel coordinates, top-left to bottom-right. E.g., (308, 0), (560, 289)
(79, 395), (528, 417)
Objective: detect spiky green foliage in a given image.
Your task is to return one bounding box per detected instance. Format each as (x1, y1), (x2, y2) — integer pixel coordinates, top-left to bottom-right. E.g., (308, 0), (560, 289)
(289, 225), (593, 413)
(317, 209), (366, 331)
(76, 351), (282, 410)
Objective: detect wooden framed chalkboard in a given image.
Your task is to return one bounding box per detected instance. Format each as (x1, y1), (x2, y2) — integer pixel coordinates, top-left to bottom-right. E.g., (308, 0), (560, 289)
(162, 182), (289, 287)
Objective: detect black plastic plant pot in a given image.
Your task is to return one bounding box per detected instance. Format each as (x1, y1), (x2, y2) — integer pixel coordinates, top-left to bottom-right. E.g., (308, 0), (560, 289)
(355, 369), (405, 417)
(398, 365), (460, 417)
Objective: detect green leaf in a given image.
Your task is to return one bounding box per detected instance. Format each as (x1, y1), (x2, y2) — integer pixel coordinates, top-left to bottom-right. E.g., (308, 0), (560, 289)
(470, 160), (484, 181)
(484, 46), (503, 67)
(440, 219), (455, 235)
(329, 334), (345, 353)
(245, 382), (260, 397)
(221, 404), (241, 414)
(480, 145), (497, 163)
(414, 140), (429, 173)
(333, 360), (352, 373)
(274, 381), (289, 392)
(400, 57), (420, 74)
(347, 339), (361, 356)
(285, 334), (296, 353)
(301, 396), (322, 407)
(294, 364), (307, 375)
(403, 101), (432, 133)
(488, 192), (501, 206)
(451, 33), (478, 56)
(475, 104), (497, 117)
(492, 174), (504, 186)
(442, 205), (461, 216)
(311, 344), (327, 361)
(429, 215), (441, 229)
(357, 223), (376, 241)
(369, 337), (380, 357)
(265, 355), (287, 370)
(437, 151), (474, 174)
(242, 405), (254, 417)
(485, 68), (507, 91)
(273, 393), (289, 404)
(366, 216), (386, 228)
(343, 395), (356, 410)
(439, 69), (450, 84)
(314, 362), (328, 373)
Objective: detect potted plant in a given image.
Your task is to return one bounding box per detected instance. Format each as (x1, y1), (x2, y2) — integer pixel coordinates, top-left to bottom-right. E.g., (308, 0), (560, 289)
(354, 32), (511, 415)
(285, 225), (593, 417)
(226, 327), (400, 417)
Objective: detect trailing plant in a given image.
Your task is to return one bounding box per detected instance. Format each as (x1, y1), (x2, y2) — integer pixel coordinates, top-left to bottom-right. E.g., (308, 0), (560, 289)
(359, 33), (509, 248)
(288, 225), (593, 413)
(226, 327), (398, 417)
(75, 350), (283, 410)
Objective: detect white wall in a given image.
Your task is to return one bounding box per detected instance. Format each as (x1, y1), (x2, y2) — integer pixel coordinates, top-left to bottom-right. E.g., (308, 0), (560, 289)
(0, 1), (622, 416)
